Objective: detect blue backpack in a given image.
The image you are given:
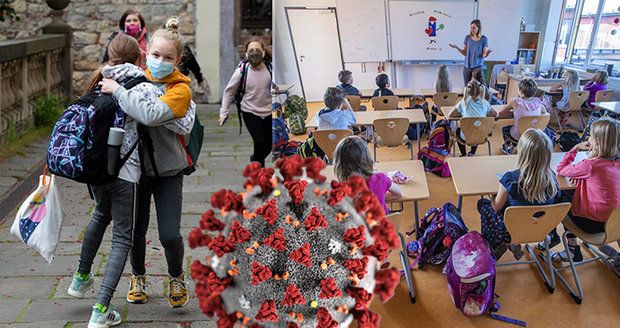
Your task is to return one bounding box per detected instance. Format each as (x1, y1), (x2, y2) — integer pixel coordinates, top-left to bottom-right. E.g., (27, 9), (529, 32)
(272, 116), (289, 148)
(47, 77), (146, 185)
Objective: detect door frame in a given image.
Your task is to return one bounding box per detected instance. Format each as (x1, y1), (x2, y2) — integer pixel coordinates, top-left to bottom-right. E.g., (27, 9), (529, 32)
(285, 6), (345, 99)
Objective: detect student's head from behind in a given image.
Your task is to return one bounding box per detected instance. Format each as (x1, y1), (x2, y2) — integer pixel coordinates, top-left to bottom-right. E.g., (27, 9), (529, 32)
(436, 64), (450, 92)
(518, 78), (537, 98)
(376, 73), (390, 89)
(593, 70), (609, 85)
(333, 136), (374, 181)
(471, 68), (484, 84)
(147, 17), (184, 79)
(119, 9), (145, 36)
(516, 129), (558, 203)
(470, 19), (482, 38)
(465, 80), (484, 100)
(338, 70), (353, 85)
(87, 34), (141, 92)
(588, 118), (620, 159)
(324, 87), (345, 109)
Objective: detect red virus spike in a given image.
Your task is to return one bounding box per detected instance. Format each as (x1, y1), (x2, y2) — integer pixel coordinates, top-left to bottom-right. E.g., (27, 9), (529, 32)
(192, 264), (231, 296)
(317, 308), (338, 328)
(276, 155), (304, 182)
(208, 234), (235, 257)
(346, 287), (373, 310)
(242, 162), (262, 180)
(288, 323), (299, 328)
(343, 256), (369, 279)
(319, 277), (343, 299)
(228, 220), (252, 244)
(255, 300), (279, 322)
(304, 157), (327, 183)
(370, 219), (399, 249)
(190, 260), (213, 282)
(328, 181), (352, 206)
(197, 294), (225, 318)
(281, 284), (307, 306)
(251, 262), (273, 285)
(256, 199), (278, 225)
(263, 228), (286, 251)
(200, 209), (225, 231)
(347, 175), (368, 195)
(188, 227), (212, 249)
(255, 167), (276, 195)
(353, 309), (381, 328)
(354, 191), (385, 220)
(289, 243), (312, 267)
(374, 268), (400, 302)
(362, 240), (390, 262)
(284, 180), (308, 205)
(343, 226), (366, 248)
(211, 189), (245, 213)
(217, 313), (239, 328)
(304, 207), (328, 232)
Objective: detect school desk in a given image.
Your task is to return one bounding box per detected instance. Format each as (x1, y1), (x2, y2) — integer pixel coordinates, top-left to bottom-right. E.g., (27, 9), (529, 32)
(447, 152), (582, 212)
(273, 84), (294, 102)
(324, 160), (430, 303)
(305, 109), (427, 152)
(538, 85), (563, 95)
(439, 105), (507, 121)
(591, 101), (620, 115)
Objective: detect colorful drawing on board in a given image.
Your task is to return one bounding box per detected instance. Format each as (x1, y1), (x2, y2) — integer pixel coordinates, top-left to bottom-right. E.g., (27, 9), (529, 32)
(18, 191), (47, 242)
(425, 16), (445, 44)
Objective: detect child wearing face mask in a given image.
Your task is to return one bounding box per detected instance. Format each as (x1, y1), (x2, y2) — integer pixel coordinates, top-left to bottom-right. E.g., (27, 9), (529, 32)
(98, 16), (195, 310)
(103, 9), (149, 68)
(219, 38), (273, 167)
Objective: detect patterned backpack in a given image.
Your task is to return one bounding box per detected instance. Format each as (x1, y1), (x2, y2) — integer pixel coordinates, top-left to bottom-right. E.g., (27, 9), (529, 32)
(47, 77), (146, 185)
(283, 95), (308, 135)
(406, 202), (468, 269)
(444, 231), (526, 326)
(418, 119), (452, 177)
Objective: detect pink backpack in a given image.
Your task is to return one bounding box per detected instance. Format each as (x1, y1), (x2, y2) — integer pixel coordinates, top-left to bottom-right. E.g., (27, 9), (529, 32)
(444, 232), (526, 326)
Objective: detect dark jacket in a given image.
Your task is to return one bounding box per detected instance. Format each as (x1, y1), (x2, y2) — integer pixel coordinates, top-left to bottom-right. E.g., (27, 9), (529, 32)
(178, 44), (204, 83)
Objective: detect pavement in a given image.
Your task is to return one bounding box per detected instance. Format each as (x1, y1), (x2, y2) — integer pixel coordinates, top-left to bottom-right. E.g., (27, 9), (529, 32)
(0, 104), (257, 327)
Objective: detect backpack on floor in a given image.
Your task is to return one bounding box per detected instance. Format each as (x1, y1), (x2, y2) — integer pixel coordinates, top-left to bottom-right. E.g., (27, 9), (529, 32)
(406, 203), (468, 268)
(283, 95), (308, 121)
(288, 112), (307, 135)
(557, 131), (582, 152)
(273, 140), (302, 160)
(428, 119), (452, 150)
(418, 146), (451, 177)
(298, 136), (325, 159)
(47, 77), (147, 185)
(273, 116), (290, 147)
(444, 231), (526, 326)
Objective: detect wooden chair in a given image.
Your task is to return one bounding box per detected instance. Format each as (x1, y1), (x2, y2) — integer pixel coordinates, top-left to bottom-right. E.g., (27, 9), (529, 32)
(372, 118), (413, 162)
(431, 92), (459, 124)
(347, 95), (362, 112)
(496, 203), (572, 294)
(517, 115), (551, 135)
(371, 96), (399, 111)
(594, 89), (614, 103)
(551, 208), (620, 304)
(312, 129), (352, 163)
(451, 117), (495, 156)
(557, 90), (589, 132)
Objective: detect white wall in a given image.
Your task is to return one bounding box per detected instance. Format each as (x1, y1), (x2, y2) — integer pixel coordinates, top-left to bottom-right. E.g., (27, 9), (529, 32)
(196, 0), (220, 103)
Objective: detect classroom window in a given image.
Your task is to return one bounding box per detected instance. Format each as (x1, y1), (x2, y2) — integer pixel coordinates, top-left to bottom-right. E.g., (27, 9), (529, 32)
(554, 0), (620, 76)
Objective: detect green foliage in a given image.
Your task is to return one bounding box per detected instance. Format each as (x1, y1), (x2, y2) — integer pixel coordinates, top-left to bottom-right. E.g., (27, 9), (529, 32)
(34, 95), (68, 128)
(0, 0), (20, 22)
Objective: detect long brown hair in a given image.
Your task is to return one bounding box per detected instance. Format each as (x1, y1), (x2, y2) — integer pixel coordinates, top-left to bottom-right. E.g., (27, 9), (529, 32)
(470, 19), (482, 38)
(86, 34), (141, 93)
(333, 136), (374, 181)
(244, 37), (272, 63)
(118, 9), (145, 30)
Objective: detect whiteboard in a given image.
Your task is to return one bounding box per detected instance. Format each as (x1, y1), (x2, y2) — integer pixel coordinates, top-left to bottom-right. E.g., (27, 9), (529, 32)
(477, 0), (523, 62)
(389, 0), (475, 61)
(336, 0), (389, 62)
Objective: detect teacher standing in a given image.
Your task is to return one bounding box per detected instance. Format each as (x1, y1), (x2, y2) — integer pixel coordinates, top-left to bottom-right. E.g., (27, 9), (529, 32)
(449, 19), (493, 84)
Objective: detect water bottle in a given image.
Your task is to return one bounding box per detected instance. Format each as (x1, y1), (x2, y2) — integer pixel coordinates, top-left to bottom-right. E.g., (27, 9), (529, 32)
(107, 127), (125, 176)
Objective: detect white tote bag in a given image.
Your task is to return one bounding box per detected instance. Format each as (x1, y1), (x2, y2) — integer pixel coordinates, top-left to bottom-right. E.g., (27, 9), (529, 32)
(10, 169), (65, 264)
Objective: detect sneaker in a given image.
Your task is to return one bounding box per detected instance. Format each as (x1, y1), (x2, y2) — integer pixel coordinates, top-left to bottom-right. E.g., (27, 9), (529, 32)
(536, 232), (561, 251)
(501, 143), (513, 155)
(552, 245), (583, 263)
(127, 275), (148, 304)
(68, 272), (94, 298)
(88, 304), (121, 328)
(509, 244), (524, 260)
(167, 274), (189, 308)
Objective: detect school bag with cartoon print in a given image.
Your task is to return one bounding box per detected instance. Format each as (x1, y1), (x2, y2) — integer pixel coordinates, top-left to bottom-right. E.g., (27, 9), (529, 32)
(444, 231), (526, 326)
(406, 202), (467, 269)
(46, 77), (147, 185)
(234, 59), (273, 134)
(283, 95), (308, 135)
(418, 119), (452, 177)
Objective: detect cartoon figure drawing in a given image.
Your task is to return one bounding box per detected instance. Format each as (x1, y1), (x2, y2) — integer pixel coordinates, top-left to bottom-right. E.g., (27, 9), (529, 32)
(425, 16), (445, 44)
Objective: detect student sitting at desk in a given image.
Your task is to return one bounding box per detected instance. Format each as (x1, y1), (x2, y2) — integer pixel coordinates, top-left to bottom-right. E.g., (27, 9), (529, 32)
(373, 73), (395, 97)
(337, 69), (366, 111)
(583, 70), (609, 111)
(549, 68), (580, 129)
(471, 68), (503, 105)
(430, 64), (452, 122)
(448, 80), (497, 157)
(498, 78), (547, 155)
(316, 87), (356, 130)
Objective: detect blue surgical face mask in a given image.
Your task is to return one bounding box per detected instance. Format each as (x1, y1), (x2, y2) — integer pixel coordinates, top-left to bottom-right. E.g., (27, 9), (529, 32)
(146, 56), (174, 79)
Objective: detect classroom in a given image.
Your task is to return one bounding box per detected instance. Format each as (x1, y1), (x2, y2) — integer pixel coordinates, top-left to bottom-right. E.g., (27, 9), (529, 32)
(273, 0), (620, 327)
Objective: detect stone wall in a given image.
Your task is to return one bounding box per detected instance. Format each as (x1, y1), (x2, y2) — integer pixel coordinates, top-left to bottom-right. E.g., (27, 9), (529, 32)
(3, 0), (197, 96)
